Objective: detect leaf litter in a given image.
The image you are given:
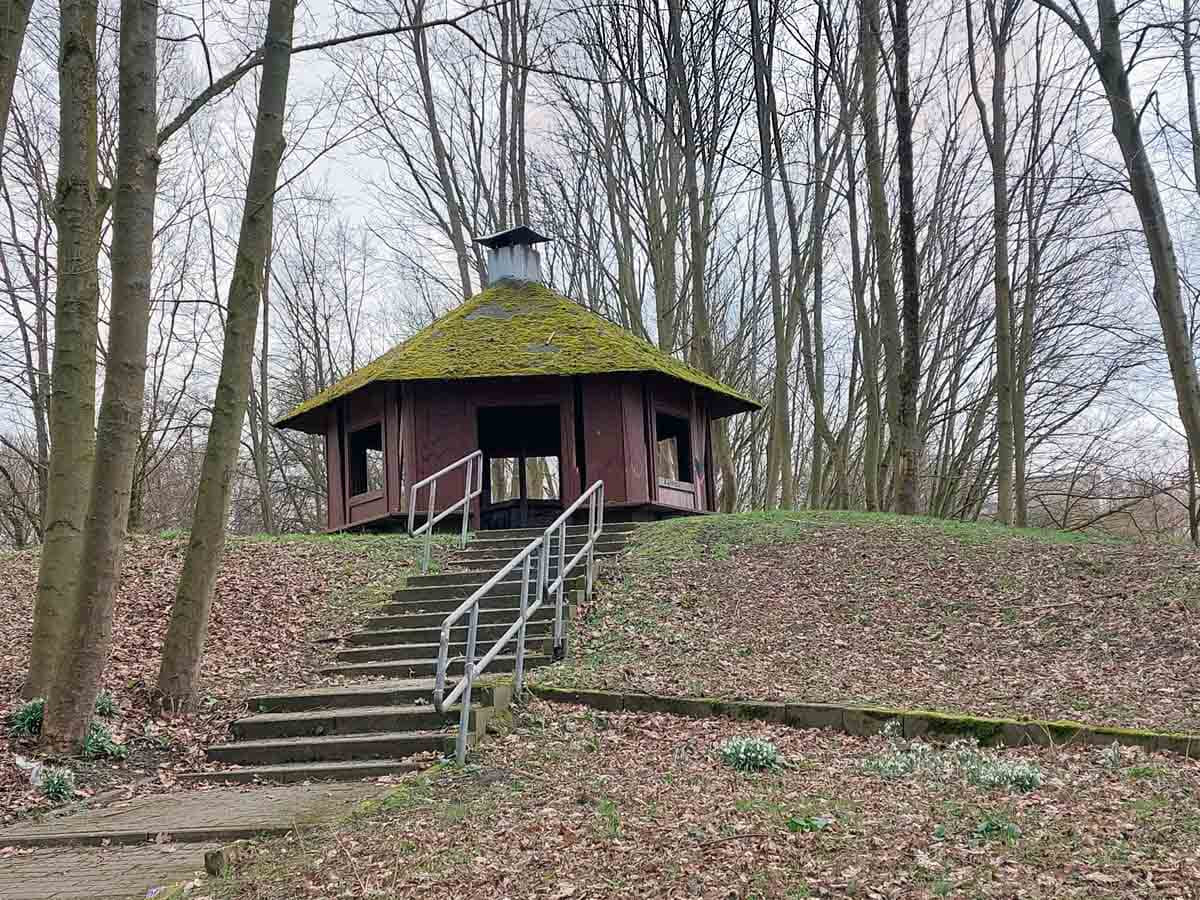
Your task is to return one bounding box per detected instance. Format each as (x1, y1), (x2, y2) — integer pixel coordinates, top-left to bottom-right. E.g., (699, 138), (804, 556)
(210, 699), (1200, 899)
(0, 532), (438, 821)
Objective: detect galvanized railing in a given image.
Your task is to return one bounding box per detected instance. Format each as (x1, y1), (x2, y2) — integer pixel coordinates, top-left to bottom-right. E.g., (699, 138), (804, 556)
(407, 450), (483, 573)
(433, 480), (605, 763)
(540, 481), (604, 656)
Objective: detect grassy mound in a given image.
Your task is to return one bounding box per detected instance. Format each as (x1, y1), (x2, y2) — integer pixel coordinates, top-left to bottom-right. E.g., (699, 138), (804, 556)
(535, 511), (1200, 733)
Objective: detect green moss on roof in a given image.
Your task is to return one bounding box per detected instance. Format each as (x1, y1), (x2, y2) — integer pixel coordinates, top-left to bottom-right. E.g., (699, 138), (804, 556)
(277, 281), (759, 428)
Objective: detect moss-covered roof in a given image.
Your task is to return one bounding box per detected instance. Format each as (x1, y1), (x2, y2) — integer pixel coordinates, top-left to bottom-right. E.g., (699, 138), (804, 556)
(276, 280), (759, 430)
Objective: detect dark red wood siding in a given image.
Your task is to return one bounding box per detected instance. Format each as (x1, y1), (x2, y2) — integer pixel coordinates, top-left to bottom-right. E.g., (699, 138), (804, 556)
(325, 409), (345, 530)
(319, 372), (723, 529)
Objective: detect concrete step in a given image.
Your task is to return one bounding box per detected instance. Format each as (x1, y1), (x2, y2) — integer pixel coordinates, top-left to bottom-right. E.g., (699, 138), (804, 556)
(345, 621), (552, 646)
(379, 593), (546, 616)
(456, 536), (630, 557)
(479, 522), (640, 541)
(378, 594), (572, 617)
(246, 679), (437, 714)
(450, 552), (619, 573)
(320, 653), (548, 679)
(230, 704), (464, 741)
(405, 570), (585, 589)
(365, 606), (561, 631)
(179, 759), (426, 784)
(386, 583), (531, 604)
(207, 730), (453, 765)
(335, 637), (548, 664)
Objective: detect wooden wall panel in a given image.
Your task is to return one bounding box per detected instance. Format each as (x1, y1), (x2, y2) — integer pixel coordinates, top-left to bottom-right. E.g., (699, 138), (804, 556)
(581, 376), (628, 503)
(700, 408), (710, 513)
(657, 480), (697, 510)
(622, 377), (650, 503)
(386, 383), (402, 514)
(689, 388), (708, 512)
(558, 380), (582, 503)
(322, 373), (726, 526)
(325, 408), (345, 530)
(416, 383), (474, 503)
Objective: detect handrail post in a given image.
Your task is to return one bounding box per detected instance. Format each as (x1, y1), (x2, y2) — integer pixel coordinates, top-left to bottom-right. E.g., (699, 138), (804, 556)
(424, 480), (437, 573)
(456, 599), (480, 765)
(553, 519), (566, 658)
(537, 531), (550, 641)
(514, 553), (531, 700)
(460, 456), (472, 549)
(585, 494), (596, 603)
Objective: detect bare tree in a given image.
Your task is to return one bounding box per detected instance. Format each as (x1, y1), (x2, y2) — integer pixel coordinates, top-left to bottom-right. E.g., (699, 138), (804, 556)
(42, 0), (160, 749)
(24, 0), (100, 699)
(157, 0), (297, 708)
(1035, 0), (1200, 484)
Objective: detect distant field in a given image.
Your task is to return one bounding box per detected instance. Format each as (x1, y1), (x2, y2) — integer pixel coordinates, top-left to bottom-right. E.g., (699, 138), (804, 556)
(535, 511), (1200, 733)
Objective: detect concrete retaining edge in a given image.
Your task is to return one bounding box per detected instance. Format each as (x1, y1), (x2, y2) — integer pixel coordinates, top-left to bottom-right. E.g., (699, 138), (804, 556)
(529, 685), (1198, 758)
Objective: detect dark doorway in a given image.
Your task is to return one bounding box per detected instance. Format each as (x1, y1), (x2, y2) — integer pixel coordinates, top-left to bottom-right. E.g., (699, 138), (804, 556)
(478, 405), (562, 529)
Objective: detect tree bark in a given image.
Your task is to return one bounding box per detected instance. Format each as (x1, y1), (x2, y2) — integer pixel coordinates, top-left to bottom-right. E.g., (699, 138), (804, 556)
(747, 0), (788, 510)
(157, 0), (296, 707)
(0, 0), (32, 144)
(24, 0), (100, 700)
(891, 0), (922, 515)
(40, 0), (160, 750)
(966, 0), (1016, 525)
(858, 0), (901, 509)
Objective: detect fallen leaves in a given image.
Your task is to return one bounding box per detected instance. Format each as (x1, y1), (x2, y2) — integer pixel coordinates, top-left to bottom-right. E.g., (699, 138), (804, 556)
(0, 532), (433, 821)
(538, 515), (1200, 734)
(212, 700), (1200, 899)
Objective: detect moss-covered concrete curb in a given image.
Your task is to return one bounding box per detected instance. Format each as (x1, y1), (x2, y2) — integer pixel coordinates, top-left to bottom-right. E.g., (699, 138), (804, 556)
(529, 686), (1198, 758)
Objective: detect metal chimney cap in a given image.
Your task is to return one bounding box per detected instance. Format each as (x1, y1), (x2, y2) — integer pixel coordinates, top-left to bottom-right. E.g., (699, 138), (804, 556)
(475, 225), (553, 250)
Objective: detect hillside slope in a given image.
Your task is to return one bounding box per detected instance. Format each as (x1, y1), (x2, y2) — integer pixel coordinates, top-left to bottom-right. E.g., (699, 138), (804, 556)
(0, 532), (436, 820)
(534, 512), (1200, 733)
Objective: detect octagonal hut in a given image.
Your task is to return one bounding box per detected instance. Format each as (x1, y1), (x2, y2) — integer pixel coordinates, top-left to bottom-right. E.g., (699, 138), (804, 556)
(275, 226), (760, 532)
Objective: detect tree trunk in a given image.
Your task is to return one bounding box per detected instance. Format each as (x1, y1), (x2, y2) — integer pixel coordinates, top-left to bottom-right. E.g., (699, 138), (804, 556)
(252, 248), (275, 533)
(966, 0), (1015, 525)
(23, 0), (100, 700)
(157, 0), (296, 708)
(891, 0), (922, 515)
(40, 0), (160, 750)
(858, 0), (902, 509)
(747, 0), (788, 510)
(0, 0), (32, 144)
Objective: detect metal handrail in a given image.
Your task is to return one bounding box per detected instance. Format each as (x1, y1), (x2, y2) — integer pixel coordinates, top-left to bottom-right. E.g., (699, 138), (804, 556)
(432, 534), (544, 763)
(407, 450), (483, 573)
(432, 479), (606, 764)
(539, 480), (604, 657)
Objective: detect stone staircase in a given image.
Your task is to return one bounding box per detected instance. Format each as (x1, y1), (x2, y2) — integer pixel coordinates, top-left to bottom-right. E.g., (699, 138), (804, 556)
(190, 521), (638, 783)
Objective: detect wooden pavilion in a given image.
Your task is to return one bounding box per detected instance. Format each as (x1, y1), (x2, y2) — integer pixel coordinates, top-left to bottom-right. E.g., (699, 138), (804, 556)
(275, 226), (760, 531)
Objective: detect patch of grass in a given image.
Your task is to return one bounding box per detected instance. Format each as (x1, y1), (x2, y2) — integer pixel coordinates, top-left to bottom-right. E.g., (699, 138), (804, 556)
(629, 510), (1102, 568)
(8, 698), (44, 738)
(94, 692), (118, 718)
(785, 813), (834, 833)
(972, 812), (1022, 845)
(82, 722), (128, 760)
(1126, 764), (1167, 780)
(596, 796), (621, 838)
(38, 766), (75, 804)
(719, 736), (781, 772)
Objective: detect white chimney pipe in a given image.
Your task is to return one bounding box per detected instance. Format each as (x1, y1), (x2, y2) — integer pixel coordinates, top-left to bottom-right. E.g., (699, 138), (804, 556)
(475, 225), (552, 286)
